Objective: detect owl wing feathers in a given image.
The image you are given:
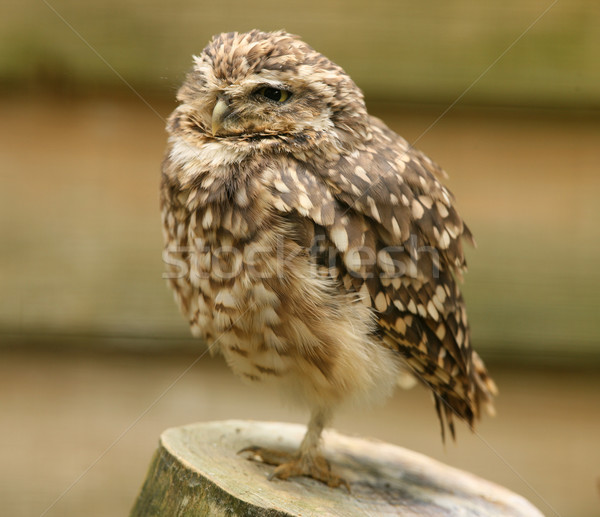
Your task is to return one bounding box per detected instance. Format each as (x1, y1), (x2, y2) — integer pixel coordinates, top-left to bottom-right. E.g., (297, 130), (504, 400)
(265, 117), (495, 437)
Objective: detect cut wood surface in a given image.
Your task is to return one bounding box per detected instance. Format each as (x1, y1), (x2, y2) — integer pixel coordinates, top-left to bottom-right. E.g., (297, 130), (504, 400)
(130, 420), (544, 517)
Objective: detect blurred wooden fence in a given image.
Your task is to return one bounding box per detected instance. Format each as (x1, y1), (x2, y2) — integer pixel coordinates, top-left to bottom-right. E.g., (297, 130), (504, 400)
(1, 0), (599, 107)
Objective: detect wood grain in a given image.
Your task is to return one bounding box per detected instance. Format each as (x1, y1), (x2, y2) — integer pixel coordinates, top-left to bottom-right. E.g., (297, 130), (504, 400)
(131, 420), (544, 516)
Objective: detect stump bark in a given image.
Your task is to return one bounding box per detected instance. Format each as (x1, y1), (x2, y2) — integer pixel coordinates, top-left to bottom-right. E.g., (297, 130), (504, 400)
(130, 420), (544, 517)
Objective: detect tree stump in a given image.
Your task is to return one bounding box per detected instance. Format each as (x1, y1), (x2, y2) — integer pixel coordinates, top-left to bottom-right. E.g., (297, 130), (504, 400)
(130, 420), (544, 517)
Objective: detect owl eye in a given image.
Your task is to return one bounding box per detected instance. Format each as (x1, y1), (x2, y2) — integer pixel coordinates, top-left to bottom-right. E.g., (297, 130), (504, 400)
(255, 87), (291, 103)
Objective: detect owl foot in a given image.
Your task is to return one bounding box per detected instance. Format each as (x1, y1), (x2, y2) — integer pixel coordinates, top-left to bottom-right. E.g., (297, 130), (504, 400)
(238, 445), (349, 491)
(238, 445), (295, 467)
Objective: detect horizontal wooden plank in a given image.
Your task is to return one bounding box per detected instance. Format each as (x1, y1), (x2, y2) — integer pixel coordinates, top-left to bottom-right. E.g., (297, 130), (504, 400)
(1, 0), (599, 106)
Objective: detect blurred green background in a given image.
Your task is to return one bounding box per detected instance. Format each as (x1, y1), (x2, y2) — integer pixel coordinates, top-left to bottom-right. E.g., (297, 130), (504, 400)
(1, 1), (599, 516)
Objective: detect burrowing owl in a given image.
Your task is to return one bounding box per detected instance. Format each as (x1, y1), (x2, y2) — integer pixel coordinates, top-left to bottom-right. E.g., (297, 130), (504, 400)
(161, 30), (497, 488)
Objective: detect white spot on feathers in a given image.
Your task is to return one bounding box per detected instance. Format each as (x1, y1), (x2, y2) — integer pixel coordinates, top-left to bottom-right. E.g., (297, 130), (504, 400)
(436, 201), (449, 218)
(274, 180), (290, 193)
(354, 166), (370, 183)
(374, 292), (387, 312)
(391, 217), (402, 239)
(202, 209), (213, 229)
(367, 197), (381, 223)
(427, 301), (439, 320)
(330, 226), (349, 252)
(215, 290), (237, 309)
(393, 299), (404, 311)
(344, 248), (362, 272)
(438, 230), (451, 249)
(411, 199), (424, 219)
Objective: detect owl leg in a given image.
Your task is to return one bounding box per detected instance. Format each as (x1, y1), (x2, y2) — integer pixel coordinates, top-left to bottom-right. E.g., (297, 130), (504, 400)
(239, 407), (349, 490)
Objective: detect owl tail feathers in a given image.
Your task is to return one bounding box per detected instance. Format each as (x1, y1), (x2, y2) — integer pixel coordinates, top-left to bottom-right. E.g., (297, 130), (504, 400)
(434, 393), (457, 443)
(431, 352), (497, 443)
(472, 350), (498, 418)
(433, 389), (474, 443)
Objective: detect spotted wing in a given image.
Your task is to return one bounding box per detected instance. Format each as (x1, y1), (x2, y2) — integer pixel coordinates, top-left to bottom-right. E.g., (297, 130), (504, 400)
(265, 116), (495, 438)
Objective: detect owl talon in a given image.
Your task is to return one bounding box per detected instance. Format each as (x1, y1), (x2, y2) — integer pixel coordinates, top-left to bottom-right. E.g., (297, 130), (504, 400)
(238, 445), (295, 466)
(239, 445), (350, 491)
(271, 455), (350, 492)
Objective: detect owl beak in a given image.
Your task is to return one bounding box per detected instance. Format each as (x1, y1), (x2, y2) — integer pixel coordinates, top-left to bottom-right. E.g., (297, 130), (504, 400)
(211, 98), (232, 136)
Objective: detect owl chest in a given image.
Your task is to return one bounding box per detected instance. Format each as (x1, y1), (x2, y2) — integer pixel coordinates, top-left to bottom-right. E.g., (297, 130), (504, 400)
(184, 204), (284, 358)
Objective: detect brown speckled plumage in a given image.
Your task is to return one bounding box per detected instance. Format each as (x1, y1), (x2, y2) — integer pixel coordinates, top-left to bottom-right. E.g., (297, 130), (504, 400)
(161, 30), (497, 486)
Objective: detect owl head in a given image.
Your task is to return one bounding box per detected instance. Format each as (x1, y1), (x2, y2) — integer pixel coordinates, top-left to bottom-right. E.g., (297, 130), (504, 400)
(168, 30), (370, 159)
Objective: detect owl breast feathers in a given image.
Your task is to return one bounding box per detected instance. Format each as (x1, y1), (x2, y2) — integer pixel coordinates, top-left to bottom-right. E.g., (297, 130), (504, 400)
(161, 30), (497, 441)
